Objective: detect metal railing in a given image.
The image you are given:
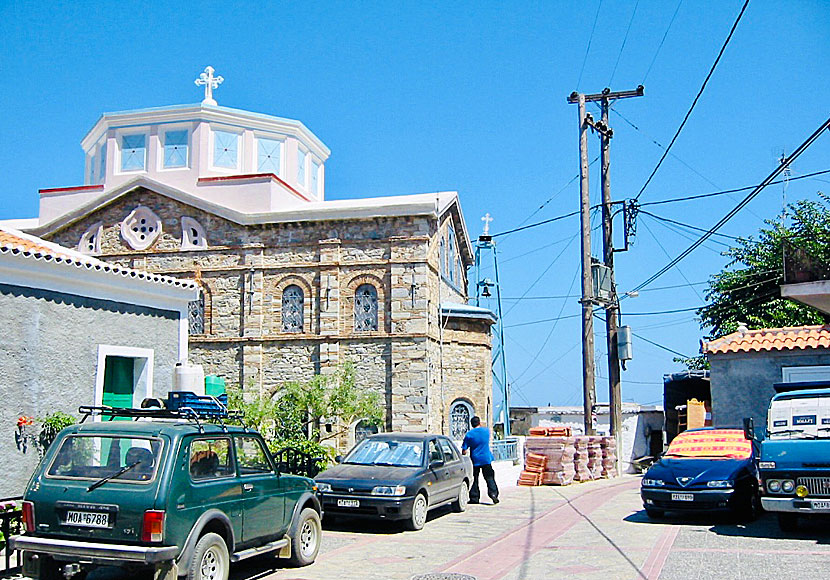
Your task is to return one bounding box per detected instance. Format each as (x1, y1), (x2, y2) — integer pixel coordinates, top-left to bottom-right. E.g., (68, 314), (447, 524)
(491, 437), (519, 462)
(274, 448), (325, 478)
(0, 497), (22, 575)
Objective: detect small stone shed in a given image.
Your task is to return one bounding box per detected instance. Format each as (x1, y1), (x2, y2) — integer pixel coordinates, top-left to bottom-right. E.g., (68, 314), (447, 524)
(703, 325), (830, 435)
(0, 226), (197, 496)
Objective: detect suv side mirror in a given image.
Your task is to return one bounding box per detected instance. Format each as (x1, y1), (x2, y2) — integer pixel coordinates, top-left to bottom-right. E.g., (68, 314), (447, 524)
(430, 459), (444, 469)
(334, 455), (343, 464)
(743, 417), (755, 441)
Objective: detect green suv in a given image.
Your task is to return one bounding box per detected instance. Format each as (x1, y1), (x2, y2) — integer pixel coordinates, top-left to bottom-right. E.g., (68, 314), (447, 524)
(12, 406), (322, 580)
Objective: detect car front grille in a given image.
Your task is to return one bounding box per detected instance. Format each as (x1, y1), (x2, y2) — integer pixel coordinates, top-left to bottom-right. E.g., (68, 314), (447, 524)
(797, 477), (830, 497)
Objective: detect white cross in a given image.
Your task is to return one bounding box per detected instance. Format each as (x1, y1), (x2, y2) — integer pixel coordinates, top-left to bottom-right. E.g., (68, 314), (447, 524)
(481, 213), (493, 236)
(195, 66), (224, 106)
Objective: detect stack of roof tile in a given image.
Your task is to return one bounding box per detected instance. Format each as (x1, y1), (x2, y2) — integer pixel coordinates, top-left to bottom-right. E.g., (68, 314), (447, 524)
(525, 436), (576, 486)
(601, 436), (618, 477)
(518, 452), (547, 486)
(528, 426), (573, 437)
(573, 436), (594, 481)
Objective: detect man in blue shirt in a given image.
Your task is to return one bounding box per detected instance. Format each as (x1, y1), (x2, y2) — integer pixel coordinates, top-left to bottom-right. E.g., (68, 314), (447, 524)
(461, 416), (499, 504)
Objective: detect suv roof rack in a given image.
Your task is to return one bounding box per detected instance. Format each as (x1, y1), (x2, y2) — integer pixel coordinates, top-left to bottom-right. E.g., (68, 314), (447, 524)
(78, 405), (246, 433)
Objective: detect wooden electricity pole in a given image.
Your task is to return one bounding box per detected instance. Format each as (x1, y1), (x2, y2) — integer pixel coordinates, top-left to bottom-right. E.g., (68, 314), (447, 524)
(568, 86), (643, 440)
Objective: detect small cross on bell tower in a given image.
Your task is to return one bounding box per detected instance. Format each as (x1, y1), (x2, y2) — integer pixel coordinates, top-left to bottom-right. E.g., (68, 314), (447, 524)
(195, 66), (224, 106)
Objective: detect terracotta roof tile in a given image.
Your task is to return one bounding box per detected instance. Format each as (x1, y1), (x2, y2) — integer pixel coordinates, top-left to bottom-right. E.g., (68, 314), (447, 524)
(0, 226), (197, 292)
(703, 325), (830, 354)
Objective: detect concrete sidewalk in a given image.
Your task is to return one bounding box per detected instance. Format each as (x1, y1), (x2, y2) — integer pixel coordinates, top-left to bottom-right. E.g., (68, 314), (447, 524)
(230, 473), (671, 580)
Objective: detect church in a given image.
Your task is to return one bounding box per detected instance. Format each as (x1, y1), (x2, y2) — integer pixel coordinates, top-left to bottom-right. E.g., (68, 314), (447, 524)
(8, 68), (496, 442)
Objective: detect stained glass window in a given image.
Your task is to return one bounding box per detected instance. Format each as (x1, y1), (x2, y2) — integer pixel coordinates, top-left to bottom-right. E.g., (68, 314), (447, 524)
(297, 150), (306, 186)
(450, 401), (472, 441)
(189, 291), (205, 335)
(164, 130), (188, 168)
(281, 285), (304, 333)
(355, 419), (379, 443)
(121, 134), (146, 171)
(257, 138), (282, 175)
(354, 284), (378, 331)
(213, 130), (238, 168)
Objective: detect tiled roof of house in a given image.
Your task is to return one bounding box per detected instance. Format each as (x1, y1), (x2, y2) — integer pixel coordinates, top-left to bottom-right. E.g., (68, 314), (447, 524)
(0, 226), (197, 291)
(702, 325), (830, 354)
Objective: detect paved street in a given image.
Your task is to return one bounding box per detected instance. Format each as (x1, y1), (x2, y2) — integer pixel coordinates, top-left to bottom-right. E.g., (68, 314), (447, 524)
(227, 466), (830, 580)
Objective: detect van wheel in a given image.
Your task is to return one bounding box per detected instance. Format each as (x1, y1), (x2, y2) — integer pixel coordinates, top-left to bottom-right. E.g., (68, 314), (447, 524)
(405, 492), (429, 531)
(287, 508), (321, 566)
(778, 513), (798, 532)
(188, 532), (229, 580)
(452, 480), (469, 513)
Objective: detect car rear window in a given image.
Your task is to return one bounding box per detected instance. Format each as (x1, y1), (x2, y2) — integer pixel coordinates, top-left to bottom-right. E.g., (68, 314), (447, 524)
(665, 429), (751, 459)
(46, 435), (163, 483)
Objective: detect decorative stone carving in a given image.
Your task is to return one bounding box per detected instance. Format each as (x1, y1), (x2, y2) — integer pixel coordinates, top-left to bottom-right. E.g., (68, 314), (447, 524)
(77, 222), (103, 255)
(181, 217), (208, 250)
(120, 206), (162, 250)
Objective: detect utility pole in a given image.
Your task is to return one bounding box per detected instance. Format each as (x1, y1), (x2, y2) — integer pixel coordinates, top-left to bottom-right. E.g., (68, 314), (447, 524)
(575, 92), (596, 436)
(568, 85), (643, 440)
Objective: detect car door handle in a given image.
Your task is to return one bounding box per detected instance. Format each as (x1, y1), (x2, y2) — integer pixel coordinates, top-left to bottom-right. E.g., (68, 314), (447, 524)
(243, 483), (254, 492)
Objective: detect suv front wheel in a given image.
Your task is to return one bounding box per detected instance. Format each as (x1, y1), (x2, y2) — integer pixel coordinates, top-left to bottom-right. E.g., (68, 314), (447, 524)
(286, 508), (322, 566)
(188, 532), (230, 580)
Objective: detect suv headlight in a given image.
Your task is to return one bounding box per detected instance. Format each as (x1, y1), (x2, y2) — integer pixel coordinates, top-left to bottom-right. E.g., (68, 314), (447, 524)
(371, 485), (407, 496)
(642, 479), (665, 487)
(767, 479), (781, 493)
(315, 482), (332, 493)
(781, 480), (795, 493)
(706, 480), (733, 488)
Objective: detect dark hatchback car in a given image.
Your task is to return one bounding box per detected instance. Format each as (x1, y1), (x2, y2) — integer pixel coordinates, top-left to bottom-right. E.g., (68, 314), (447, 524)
(640, 428), (760, 520)
(314, 433), (473, 531)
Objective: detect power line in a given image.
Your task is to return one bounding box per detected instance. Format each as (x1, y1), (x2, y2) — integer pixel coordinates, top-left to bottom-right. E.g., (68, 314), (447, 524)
(631, 115), (830, 293)
(640, 169), (830, 207)
(634, 0), (750, 201)
(640, 210), (748, 242)
(608, 0), (640, 86)
(595, 313), (691, 358)
(576, 0), (604, 90)
(642, 0), (683, 83)
(506, 305), (703, 329)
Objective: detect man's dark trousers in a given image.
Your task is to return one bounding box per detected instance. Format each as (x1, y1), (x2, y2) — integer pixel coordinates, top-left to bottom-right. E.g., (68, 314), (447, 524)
(470, 464), (499, 503)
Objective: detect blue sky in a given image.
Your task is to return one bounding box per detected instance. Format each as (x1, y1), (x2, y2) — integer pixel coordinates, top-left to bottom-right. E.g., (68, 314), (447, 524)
(2, 1), (829, 409)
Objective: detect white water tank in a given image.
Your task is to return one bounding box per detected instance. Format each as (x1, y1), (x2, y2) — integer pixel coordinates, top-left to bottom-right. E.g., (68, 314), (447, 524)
(174, 361), (205, 395)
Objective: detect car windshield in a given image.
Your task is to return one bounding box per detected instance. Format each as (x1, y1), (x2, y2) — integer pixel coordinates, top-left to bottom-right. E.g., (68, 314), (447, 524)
(46, 435), (163, 483)
(344, 439), (423, 467)
(664, 429), (751, 460)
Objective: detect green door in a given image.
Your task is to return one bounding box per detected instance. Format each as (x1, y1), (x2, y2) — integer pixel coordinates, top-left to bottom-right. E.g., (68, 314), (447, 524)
(103, 356), (134, 414)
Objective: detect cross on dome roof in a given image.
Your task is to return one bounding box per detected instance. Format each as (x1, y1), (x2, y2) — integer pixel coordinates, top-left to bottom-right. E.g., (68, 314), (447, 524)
(195, 66), (224, 106)
(481, 213), (493, 236)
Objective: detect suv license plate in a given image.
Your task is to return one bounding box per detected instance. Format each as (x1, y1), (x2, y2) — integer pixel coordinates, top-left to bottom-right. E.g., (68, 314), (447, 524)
(65, 511), (109, 528)
(811, 500), (830, 510)
(337, 499), (360, 508)
(671, 493), (694, 502)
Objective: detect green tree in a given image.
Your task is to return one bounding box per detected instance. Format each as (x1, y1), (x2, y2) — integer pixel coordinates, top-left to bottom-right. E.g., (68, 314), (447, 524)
(697, 198), (830, 342)
(227, 362), (383, 455)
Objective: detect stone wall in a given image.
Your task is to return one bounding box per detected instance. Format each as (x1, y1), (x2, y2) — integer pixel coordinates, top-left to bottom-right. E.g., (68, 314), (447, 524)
(45, 187), (491, 439)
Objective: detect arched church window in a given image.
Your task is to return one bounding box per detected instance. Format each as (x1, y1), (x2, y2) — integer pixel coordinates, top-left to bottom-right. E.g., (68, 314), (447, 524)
(282, 285), (304, 333)
(181, 217), (208, 250)
(354, 419), (379, 443)
(121, 206), (162, 250)
(450, 400), (473, 441)
(354, 284), (378, 331)
(78, 222), (103, 255)
(189, 290), (205, 335)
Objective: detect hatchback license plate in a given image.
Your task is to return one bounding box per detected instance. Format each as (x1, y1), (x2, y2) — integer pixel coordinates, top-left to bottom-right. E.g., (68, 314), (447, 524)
(337, 499), (360, 508)
(65, 511), (109, 528)
(811, 500), (830, 510)
(671, 493), (694, 502)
